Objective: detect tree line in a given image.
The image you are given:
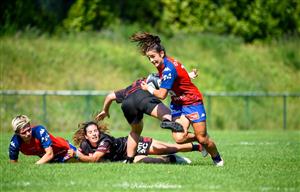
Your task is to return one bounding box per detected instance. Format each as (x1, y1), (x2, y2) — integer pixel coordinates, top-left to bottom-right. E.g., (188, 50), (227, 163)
(1, 0), (299, 42)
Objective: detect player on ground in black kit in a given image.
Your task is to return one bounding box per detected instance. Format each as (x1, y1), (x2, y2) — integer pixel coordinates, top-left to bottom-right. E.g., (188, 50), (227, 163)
(68, 121), (206, 163)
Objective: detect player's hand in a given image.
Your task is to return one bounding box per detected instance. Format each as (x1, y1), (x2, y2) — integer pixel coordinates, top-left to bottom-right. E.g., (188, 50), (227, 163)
(188, 69), (198, 79)
(95, 110), (110, 121)
(140, 81), (148, 91)
(67, 149), (75, 157)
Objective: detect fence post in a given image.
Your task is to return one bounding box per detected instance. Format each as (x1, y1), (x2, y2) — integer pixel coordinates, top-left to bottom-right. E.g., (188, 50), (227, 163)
(206, 95), (211, 128)
(42, 94), (48, 125)
(244, 96), (250, 129)
(283, 95), (287, 130)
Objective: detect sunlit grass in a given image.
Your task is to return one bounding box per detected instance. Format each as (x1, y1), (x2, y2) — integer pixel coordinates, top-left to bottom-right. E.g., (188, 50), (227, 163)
(1, 130), (299, 192)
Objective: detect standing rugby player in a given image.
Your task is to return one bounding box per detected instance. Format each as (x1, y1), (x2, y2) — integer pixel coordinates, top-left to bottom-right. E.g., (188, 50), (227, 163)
(131, 32), (224, 166)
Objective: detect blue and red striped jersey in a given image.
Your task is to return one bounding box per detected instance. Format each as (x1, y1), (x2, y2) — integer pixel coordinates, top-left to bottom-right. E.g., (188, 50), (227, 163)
(9, 125), (70, 160)
(159, 57), (203, 105)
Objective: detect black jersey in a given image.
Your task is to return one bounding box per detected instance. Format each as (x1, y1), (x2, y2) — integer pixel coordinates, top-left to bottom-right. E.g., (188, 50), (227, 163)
(114, 78), (146, 103)
(79, 133), (153, 162)
(79, 133), (127, 162)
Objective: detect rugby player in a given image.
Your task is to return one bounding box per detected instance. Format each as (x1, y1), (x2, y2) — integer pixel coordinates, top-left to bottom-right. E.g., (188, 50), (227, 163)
(131, 32), (224, 166)
(9, 115), (77, 164)
(69, 121), (207, 164)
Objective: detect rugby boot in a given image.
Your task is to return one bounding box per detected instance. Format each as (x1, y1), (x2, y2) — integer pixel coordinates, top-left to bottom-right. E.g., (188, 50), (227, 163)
(165, 154), (192, 164)
(160, 120), (184, 132)
(199, 144), (208, 157)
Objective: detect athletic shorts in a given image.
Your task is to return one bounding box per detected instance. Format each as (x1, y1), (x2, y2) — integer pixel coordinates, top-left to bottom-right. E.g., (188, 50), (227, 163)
(170, 102), (206, 123)
(136, 137), (152, 155)
(121, 90), (161, 124)
(51, 142), (77, 163)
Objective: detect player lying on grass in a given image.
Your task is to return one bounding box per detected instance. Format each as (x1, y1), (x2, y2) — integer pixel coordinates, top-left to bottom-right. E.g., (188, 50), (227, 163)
(9, 115), (77, 164)
(68, 121), (207, 163)
(95, 72), (201, 163)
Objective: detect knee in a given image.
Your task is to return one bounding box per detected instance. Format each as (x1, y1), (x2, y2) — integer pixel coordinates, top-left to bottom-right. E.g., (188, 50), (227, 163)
(173, 134), (188, 144)
(131, 123), (143, 134)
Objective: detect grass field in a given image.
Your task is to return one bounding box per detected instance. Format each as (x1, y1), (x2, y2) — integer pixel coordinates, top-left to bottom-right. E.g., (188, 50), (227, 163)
(1, 130), (299, 192)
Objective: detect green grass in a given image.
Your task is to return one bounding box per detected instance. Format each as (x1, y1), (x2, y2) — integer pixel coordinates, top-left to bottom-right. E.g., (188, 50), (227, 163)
(1, 130), (299, 192)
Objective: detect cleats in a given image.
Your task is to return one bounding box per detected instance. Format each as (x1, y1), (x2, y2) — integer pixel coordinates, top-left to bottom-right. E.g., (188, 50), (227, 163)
(123, 156), (134, 164)
(166, 154), (192, 164)
(213, 158), (224, 167)
(160, 120), (184, 132)
(200, 145), (208, 157)
(213, 158), (224, 166)
(211, 153), (224, 166)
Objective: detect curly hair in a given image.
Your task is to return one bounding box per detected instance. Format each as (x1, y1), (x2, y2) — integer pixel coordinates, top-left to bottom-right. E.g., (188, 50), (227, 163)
(72, 121), (109, 146)
(130, 32), (166, 55)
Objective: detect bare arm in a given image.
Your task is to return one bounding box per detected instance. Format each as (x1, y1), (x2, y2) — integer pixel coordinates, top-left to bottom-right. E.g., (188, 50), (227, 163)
(95, 92), (117, 120)
(153, 88), (168, 100)
(35, 146), (54, 164)
(69, 149), (105, 163)
(140, 81), (168, 100)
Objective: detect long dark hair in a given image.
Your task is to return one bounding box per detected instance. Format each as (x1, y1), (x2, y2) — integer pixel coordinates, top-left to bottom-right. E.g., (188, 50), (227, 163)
(130, 32), (166, 55)
(73, 121), (109, 146)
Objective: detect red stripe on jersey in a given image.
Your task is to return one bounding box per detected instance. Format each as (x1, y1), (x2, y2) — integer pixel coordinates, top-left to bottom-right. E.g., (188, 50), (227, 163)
(20, 134), (70, 157)
(159, 57), (203, 105)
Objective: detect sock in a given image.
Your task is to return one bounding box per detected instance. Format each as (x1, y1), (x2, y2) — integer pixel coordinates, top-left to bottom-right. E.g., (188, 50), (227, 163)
(162, 119), (171, 122)
(192, 143), (200, 151)
(212, 153), (222, 162)
(125, 156), (135, 164)
(168, 155), (177, 163)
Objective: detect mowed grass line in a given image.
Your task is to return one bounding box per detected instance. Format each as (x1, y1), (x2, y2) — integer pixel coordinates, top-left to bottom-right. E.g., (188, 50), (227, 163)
(1, 130), (299, 192)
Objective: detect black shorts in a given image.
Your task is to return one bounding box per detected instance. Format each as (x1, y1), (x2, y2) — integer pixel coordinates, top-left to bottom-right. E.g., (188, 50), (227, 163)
(136, 137), (153, 155)
(121, 90), (161, 124)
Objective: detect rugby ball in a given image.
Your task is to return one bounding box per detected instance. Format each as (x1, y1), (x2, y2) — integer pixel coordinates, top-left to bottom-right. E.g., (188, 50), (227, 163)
(146, 73), (161, 89)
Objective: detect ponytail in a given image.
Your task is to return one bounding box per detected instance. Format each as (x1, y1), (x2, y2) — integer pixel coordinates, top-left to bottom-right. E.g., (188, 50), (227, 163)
(130, 32), (166, 55)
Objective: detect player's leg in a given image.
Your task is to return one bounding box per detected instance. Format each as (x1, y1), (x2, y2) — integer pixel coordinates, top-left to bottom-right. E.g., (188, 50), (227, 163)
(184, 103), (223, 166)
(142, 97), (183, 132)
(167, 103), (197, 143)
(192, 121), (223, 166)
(147, 139), (194, 155)
(121, 98), (144, 163)
(134, 137), (170, 163)
(150, 103), (184, 132)
(150, 102), (171, 121)
(133, 155), (168, 163)
(134, 155), (190, 164)
(135, 137), (193, 164)
(171, 115), (198, 144)
(126, 121), (143, 162)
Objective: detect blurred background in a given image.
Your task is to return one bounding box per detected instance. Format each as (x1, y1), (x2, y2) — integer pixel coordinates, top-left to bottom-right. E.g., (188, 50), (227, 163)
(1, 0), (300, 132)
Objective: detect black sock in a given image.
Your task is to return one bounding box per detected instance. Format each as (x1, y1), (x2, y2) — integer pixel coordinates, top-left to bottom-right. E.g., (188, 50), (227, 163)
(125, 156), (135, 163)
(168, 155), (177, 163)
(212, 153), (222, 162)
(162, 119), (171, 122)
(192, 143), (199, 151)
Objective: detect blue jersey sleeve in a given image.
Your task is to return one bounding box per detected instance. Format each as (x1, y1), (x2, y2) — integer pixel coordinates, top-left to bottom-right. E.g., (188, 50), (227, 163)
(9, 135), (20, 160)
(160, 62), (178, 90)
(32, 125), (52, 149)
